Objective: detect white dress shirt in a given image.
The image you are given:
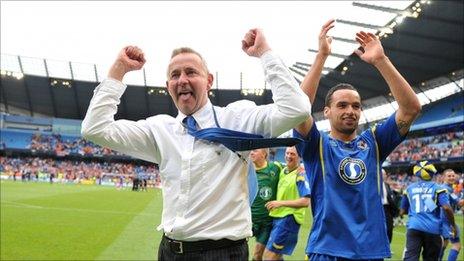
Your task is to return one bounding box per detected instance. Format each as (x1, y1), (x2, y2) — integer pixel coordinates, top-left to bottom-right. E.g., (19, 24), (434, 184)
(81, 50), (311, 241)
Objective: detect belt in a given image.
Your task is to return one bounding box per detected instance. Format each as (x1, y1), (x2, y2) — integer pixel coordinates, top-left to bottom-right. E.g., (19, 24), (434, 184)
(163, 234), (246, 254)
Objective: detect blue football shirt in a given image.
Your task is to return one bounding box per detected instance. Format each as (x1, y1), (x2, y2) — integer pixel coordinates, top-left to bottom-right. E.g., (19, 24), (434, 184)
(401, 181), (448, 234)
(294, 113), (404, 259)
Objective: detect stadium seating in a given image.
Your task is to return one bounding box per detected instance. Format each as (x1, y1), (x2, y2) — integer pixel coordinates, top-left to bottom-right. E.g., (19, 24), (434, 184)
(411, 92), (464, 130)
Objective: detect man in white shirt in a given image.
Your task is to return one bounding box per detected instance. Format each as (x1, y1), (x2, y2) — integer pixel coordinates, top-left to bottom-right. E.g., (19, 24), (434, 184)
(81, 28), (310, 260)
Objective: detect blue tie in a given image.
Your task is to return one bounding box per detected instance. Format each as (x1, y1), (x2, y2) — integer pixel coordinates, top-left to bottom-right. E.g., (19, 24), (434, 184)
(183, 116), (303, 152)
(183, 115), (303, 205)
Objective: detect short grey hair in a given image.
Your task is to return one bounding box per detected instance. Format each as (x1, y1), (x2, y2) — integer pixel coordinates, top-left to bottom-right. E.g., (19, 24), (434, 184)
(167, 47), (209, 78)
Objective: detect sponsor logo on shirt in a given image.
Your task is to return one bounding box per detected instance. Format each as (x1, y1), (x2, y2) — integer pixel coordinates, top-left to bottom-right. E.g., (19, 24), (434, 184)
(338, 157), (367, 185)
(357, 140), (368, 150)
(270, 171), (276, 177)
(259, 186), (273, 200)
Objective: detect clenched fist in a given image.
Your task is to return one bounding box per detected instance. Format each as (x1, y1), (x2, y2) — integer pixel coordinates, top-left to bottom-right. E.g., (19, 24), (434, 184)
(108, 46), (146, 82)
(241, 28), (271, 58)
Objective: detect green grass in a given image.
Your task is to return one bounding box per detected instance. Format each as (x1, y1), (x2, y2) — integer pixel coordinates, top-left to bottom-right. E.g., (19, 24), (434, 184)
(1, 180), (463, 260)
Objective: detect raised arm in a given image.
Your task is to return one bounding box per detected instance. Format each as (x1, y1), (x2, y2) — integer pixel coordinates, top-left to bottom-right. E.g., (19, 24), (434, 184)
(295, 19), (335, 137)
(354, 32), (421, 136)
(81, 47), (159, 163)
(237, 29), (311, 137)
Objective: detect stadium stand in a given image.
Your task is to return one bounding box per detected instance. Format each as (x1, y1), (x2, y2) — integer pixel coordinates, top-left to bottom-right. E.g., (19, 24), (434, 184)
(0, 0), (462, 195)
(411, 92), (464, 131)
(0, 113), (160, 187)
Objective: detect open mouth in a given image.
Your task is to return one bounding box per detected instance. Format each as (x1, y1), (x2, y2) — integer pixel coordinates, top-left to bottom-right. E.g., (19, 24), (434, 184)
(178, 91), (193, 101)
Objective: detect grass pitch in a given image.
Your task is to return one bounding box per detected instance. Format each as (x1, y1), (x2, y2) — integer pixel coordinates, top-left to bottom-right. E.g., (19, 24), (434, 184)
(1, 180), (463, 260)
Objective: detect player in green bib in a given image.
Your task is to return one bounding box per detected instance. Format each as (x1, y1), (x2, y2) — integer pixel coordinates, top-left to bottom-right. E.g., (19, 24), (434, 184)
(264, 146), (311, 260)
(250, 148), (282, 261)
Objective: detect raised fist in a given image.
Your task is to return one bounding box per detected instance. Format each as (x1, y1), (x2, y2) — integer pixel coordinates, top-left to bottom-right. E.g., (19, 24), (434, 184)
(241, 28), (271, 58)
(108, 46), (146, 81)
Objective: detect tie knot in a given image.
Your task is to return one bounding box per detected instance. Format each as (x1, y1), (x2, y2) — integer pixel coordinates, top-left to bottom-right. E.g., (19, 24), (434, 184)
(183, 116), (198, 132)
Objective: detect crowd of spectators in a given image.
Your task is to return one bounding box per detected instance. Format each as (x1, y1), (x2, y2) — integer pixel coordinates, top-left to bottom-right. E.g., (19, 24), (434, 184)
(9, 131), (464, 163)
(28, 133), (125, 157)
(387, 131), (463, 162)
(2, 130), (463, 193)
(0, 156), (161, 188)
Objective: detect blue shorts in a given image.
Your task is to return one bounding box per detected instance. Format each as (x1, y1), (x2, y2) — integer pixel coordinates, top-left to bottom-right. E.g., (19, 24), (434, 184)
(265, 215), (300, 255)
(307, 253), (383, 261)
(442, 223), (461, 243)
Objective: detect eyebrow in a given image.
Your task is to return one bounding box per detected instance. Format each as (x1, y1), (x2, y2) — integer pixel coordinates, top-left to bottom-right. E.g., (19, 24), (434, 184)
(336, 101), (361, 105)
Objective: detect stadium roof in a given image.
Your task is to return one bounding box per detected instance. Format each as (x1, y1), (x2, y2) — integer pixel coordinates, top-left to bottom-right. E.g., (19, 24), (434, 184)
(300, 0), (464, 111)
(1, 0), (463, 121)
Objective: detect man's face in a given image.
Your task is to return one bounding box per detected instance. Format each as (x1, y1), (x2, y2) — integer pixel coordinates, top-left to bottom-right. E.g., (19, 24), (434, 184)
(166, 53), (213, 115)
(250, 149), (267, 164)
(324, 89), (362, 136)
(285, 146), (300, 169)
(443, 170), (456, 185)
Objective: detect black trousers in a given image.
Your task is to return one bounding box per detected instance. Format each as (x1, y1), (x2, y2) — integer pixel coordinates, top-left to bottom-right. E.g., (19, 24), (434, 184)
(404, 229), (442, 261)
(383, 204), (394, 243)
(158, 235), (248, 261)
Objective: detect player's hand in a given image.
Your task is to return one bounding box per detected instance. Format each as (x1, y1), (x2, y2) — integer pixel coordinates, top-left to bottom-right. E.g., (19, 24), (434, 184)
(108, 46), (146, 81)
(354, 31), (387, 66)
(319, 19), (335, 57)
(265, 200), (281, 210)
(242, 28), (271, 58)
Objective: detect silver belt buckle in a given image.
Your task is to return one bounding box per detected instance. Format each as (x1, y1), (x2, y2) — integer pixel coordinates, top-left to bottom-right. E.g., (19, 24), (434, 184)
(172, 240), (183, 254)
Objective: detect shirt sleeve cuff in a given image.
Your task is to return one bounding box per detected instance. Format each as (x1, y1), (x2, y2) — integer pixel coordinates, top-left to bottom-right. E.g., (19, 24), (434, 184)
(260, 50), (280, 67)
(96, 78), (127, 96)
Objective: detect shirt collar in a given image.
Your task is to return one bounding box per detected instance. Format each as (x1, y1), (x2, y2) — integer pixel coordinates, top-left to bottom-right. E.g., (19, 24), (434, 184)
(175, 99), (213, 129)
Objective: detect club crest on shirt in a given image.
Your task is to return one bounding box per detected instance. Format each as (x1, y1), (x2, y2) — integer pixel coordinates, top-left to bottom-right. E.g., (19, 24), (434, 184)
(259, 186), (273, 200)
(357, 140), (368, 150)
(338, 157), (367, 185)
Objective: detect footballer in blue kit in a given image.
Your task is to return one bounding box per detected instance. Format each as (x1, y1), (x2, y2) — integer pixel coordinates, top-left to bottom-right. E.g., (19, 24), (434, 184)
(294, 108), (402, 259)
(293, 20), (422, 260)
(400, 162), (457, 261)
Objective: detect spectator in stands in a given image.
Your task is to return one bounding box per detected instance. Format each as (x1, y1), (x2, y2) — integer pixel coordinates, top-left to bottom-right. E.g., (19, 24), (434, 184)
(294, 20), (422, 259)
(81, 28), (310, 259)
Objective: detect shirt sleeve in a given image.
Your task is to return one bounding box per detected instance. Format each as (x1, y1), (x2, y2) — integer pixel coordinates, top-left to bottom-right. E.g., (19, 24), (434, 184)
(294, 123), (320, 161)
(81, 79), (160, 163)
(373, 112), (406, 162)
(296, 172), (311, 198)
(273, 161), (283, 174)
(437, 190), (450, 207)
(228, 51), (311, 138)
